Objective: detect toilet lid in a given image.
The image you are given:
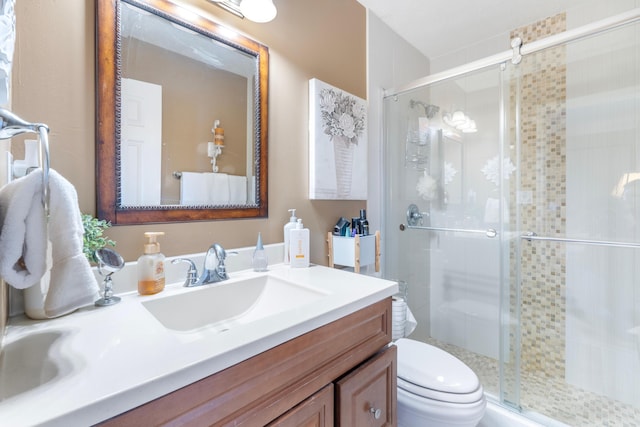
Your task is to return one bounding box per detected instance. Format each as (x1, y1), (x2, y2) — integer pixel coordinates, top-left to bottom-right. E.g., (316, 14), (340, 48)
(395, 339), (480, 395)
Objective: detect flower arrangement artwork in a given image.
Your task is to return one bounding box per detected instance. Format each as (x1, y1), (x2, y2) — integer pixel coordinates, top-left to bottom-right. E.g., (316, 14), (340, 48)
(309, 78), (367, 200)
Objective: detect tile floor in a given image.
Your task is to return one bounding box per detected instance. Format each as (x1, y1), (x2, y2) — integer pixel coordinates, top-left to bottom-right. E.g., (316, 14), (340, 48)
(425, 338), (640, 427)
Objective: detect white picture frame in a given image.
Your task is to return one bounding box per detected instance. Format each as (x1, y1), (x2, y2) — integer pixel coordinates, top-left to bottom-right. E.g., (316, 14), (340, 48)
(308, 78), (367, 200)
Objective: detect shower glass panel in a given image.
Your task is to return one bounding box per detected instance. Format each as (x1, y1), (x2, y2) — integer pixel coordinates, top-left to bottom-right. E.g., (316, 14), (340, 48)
(382, 64), (517, 405)
(508, 20), (640, 425)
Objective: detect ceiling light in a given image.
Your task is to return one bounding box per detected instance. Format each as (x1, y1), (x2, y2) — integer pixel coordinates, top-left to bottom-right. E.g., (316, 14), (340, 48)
(240, 0), (277, 23)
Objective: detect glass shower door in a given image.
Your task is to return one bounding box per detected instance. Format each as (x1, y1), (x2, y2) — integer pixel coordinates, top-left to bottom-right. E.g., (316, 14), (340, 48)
(382, 64), (518, 405)
(507, 19), (640, 426)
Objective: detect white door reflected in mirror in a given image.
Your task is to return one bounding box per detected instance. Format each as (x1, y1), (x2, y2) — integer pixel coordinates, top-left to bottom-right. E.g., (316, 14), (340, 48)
(120, 78), (162, 206)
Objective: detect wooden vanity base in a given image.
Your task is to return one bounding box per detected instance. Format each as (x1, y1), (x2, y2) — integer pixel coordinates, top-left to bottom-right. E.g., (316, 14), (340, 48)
(98, 298), (395, 426)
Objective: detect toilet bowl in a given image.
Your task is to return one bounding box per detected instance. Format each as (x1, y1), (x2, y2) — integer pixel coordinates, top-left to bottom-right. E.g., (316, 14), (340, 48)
(395, 338), (486, 427)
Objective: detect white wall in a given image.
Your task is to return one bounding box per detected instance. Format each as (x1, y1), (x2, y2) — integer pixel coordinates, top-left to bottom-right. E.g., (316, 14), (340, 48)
(365, 10), (429, 275)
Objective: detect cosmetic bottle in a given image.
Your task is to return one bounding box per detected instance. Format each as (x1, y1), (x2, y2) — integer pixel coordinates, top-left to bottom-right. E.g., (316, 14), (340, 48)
(137, 232), (166, 295)
(359, 209), (370, 235)
(289, 219), (310, 268)
(283, 208), (297, 264)
(351, 216), (361, 236)
(252, 232), (268, 272)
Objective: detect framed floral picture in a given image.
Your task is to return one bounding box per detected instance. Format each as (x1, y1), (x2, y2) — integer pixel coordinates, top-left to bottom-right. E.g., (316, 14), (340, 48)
(309, 78), (367, 200)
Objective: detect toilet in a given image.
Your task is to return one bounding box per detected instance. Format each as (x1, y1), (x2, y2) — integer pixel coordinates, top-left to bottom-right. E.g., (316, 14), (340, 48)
(395, 338), (486, 427)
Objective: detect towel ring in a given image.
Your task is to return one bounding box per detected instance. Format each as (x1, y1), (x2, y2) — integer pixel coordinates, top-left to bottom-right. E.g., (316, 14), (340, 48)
(0, 108), (51, 217)
(37, 125), (51, 218)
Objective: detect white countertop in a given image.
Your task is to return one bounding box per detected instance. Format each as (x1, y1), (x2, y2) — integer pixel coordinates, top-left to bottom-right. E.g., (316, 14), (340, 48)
(0, 263), (397, 426)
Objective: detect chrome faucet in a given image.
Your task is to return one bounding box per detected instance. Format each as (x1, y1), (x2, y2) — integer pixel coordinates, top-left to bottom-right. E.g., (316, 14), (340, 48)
(197, 243), (229, 285)
(172, 243), (233, 287)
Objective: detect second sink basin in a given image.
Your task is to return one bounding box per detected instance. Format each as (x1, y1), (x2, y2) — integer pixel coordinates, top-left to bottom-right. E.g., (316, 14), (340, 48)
(141, 274), (329, 332)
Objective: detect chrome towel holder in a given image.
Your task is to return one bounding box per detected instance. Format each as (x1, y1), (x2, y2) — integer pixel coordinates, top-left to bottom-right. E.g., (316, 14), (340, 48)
(0, 108), (50, 217)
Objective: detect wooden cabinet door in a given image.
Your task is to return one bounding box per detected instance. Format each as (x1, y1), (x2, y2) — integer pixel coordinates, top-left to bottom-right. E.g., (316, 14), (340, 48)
(268, 384), (334, 427)
(336, 345), (397, 426)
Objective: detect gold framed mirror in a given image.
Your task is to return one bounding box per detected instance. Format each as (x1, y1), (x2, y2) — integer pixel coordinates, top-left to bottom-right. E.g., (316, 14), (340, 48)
(96, 0), (268, 224)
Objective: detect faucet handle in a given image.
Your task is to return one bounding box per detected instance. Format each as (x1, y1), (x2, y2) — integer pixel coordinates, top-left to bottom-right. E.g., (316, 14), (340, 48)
(213, 246), (238, 281)
(172, 258), (198, 287)
(217, 250), (238, 275)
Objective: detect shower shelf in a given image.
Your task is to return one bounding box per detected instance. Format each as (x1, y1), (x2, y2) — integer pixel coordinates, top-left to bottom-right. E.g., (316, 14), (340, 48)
(327, 231), (380, 273)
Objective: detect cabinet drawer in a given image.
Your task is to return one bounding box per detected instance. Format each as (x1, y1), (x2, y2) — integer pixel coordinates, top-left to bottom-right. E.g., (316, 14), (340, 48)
(336, 345), (397, 426)
(268, 384), (334, 427)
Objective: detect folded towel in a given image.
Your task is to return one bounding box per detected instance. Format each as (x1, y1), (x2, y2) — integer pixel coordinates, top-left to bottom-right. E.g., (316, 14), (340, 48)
(0, 169), (99, 318)
(0, 169), (48, 288)
(43, 170), (99, 317)
(228, 175), (247, 205)
(207, 172), (230, 205)
(180, 172), (209, 205)
(180, 172), (233, 205)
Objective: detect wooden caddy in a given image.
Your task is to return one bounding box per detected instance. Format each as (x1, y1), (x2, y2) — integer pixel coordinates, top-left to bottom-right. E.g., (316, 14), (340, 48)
(327, 230), (380, 273)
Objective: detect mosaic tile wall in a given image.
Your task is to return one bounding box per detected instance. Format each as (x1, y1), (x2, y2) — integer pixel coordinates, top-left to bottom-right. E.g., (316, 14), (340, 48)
(510, 14), (568, 379)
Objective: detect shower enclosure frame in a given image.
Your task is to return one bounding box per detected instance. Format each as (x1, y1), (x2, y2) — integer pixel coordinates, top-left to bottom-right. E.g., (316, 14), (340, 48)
(381, 6), (640, 424)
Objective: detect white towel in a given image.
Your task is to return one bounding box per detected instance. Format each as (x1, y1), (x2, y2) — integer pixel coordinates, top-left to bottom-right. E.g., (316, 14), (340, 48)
(0, 169), (99, 318)
(180, 172), (209, 205)
(180, 172), (232, 205)
(228, 175), (247, 205)
(207, 172), (230, 205)
(0, 169), (48, 288)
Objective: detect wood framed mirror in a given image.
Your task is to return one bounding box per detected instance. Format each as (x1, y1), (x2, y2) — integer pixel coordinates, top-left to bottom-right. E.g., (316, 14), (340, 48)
(96, 0), (268, 224)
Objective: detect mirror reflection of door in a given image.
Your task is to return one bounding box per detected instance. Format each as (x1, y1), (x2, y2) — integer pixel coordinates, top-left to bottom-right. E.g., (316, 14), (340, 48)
(120, 78), (162, 206)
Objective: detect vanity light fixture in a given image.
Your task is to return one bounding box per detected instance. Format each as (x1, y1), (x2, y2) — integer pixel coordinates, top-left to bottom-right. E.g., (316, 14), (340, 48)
(210, 0), (277, 23)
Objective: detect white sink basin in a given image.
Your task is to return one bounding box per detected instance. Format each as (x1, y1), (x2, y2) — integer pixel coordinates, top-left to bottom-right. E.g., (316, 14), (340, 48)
(0, 331), (73, 400)
(141, 274), (330, 332)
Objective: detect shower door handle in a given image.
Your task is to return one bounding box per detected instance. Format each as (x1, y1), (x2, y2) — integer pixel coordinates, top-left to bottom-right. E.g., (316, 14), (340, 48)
(400, 223), (498, 238)
(403, 204), (497, 237)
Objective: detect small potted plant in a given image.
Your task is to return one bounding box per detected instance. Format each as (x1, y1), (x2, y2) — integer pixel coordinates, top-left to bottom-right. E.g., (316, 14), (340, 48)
(82, 214), (116, 264)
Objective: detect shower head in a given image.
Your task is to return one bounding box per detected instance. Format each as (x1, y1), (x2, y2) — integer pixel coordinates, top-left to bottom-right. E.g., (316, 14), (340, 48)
(0, 108), (49, 139)
(409, 100), (440, 119)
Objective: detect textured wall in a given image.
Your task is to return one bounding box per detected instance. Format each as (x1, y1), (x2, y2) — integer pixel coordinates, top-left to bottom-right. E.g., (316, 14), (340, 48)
(510, 13), (567, 379)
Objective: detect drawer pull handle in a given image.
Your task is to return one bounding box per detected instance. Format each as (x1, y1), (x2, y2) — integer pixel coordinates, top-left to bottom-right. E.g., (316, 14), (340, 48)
(370, 407), (382, 419)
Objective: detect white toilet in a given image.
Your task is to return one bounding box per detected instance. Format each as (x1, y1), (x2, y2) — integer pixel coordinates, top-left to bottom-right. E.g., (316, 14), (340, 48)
(395, 338), (486, 427)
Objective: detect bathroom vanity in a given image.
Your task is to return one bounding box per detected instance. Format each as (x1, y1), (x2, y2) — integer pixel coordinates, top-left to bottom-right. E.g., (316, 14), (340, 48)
(0, 262), (397, 426)
(99, 298), (396, 426)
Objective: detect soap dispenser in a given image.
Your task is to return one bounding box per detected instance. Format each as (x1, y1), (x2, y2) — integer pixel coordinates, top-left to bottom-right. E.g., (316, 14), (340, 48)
(137, 231), (166, 295)
(252, 232), (268, 272)
(289, 218), (310, 268)
(283, 208), (297, 264)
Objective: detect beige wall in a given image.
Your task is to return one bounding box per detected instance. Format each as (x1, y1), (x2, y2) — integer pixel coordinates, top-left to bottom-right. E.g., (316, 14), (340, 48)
(123, 40), (249, 202)
(11, 0), (366, 264)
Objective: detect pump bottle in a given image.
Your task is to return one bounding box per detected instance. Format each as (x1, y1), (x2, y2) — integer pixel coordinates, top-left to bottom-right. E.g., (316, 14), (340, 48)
(138, 232), (166, 295)
(289, 218), (310, 268)
(283, 208), (297, 264)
